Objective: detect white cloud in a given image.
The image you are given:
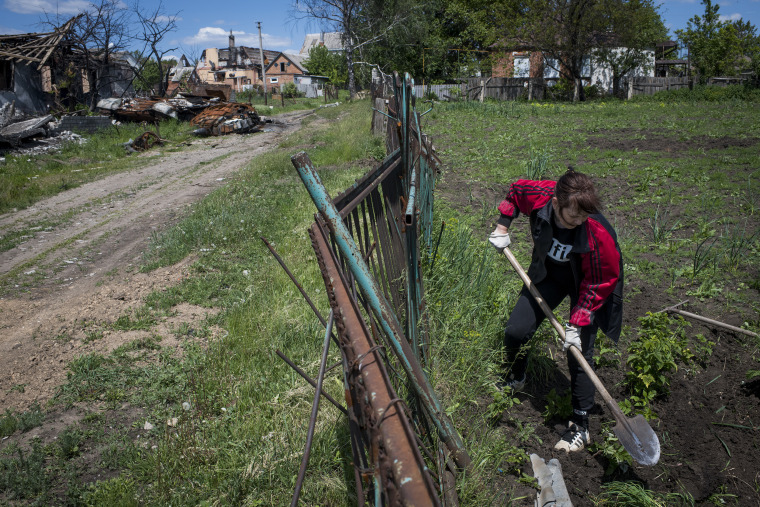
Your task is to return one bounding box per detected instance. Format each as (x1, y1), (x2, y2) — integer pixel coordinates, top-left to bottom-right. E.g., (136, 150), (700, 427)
(0, 25), (24, 34)
(154, 15), (182, 23)
(182, 26), (291, 49)
(719, 12), (742, 22)
(4, 0), (91, 15)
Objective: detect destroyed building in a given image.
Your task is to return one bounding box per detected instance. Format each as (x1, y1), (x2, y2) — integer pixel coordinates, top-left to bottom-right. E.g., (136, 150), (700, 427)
(1, 16), (138, 116)
(196, 31), (313, 93)
(0, 17), (77, 115)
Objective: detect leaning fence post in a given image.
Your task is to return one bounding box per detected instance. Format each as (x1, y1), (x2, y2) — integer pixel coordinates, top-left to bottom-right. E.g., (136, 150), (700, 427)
(292, 151), (471, 470)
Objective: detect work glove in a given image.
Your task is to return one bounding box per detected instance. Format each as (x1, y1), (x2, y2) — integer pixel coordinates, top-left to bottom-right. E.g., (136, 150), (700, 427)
(563, 325), (581, 351)
(488, 231), (511, 252)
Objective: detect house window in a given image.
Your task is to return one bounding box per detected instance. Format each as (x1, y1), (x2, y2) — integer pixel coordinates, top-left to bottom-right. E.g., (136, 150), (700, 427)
(0, 60), (13, 90)
(280, 62), (285, 72)
(270, 77), (278, 83)
(513, 56), (530, 78)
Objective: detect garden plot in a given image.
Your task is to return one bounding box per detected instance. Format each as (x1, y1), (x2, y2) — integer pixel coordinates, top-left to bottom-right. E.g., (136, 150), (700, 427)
(425, 97), (759, 505)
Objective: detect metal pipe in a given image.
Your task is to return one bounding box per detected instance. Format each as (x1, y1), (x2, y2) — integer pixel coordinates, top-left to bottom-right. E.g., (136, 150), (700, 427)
(405, 166), (417, 226)
(291, 310), (334, 507)
(261, 236), (330, 328)
(293, 151), (470, 469)
(275, 349), (347, 415)
(311, 222), (439, 505)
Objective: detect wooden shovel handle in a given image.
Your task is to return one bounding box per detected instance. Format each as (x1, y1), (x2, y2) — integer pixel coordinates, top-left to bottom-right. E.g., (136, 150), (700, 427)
(502, 247), (625, 420)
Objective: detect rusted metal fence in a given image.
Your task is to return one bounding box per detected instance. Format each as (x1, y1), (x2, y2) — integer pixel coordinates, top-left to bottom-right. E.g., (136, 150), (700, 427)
(271, 72), (467, 505)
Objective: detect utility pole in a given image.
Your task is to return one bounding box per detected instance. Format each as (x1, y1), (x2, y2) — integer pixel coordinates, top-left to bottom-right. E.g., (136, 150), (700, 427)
(257, 21), (268, 105)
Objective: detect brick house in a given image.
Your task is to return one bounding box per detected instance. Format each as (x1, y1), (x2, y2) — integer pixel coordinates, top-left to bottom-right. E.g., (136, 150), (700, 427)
(196, 31), (311, 93)
(264, 53), (307, 91)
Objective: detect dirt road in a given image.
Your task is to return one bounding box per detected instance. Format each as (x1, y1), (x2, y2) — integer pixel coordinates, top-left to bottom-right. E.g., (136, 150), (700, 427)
(0, 111), (310, 412)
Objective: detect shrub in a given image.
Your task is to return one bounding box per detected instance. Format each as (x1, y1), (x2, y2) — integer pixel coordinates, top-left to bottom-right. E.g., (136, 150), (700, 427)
(281, 82), (302, 98)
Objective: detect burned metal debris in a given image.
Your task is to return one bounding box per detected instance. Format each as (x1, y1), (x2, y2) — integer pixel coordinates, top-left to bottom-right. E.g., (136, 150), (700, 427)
(189, 102), (262, 136)
(96, 95), (265, 137)
(96, 95), (215, 123)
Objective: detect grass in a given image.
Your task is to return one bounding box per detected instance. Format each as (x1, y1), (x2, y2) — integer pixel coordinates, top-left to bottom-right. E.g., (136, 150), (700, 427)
(2, 88), (760, 504)
(0, 119), (196, 214)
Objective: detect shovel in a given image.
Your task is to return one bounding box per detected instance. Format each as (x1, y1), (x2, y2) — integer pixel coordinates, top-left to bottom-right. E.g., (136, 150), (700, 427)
(501, 247), (660, 466)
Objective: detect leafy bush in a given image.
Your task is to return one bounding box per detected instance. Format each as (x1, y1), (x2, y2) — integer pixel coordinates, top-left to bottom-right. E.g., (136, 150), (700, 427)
(281, 82), (302, 98)
(632, 83), (760, 103)
(622, 312), (692, 418)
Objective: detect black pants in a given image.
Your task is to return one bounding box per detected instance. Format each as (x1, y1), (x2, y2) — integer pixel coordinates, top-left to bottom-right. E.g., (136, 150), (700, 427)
(503, 263), (597, 415)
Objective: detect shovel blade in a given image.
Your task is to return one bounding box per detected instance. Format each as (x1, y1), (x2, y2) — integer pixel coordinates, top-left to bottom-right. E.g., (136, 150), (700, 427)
(613, 415), (660, 466)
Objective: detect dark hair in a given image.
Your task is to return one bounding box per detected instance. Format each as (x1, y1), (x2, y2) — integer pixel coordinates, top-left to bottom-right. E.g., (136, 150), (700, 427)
(555, 167), (600, 214)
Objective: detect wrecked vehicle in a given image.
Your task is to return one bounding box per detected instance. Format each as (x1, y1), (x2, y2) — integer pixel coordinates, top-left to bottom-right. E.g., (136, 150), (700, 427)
(189, 102), (262, 136)
(96, 95), (265, 137)
(96, 95), (216, 123)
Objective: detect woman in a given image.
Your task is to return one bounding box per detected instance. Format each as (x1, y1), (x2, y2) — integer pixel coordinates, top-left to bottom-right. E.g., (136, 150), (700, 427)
(488, 168), (623, 453)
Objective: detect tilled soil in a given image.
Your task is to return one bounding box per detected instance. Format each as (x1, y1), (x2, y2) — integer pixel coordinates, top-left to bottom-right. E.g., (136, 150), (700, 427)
(0, 111), (311, 413)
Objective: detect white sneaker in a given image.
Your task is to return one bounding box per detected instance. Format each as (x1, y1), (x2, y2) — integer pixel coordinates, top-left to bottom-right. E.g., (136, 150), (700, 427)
(554, 422), (590, 453)
(496, 375), (526, 393)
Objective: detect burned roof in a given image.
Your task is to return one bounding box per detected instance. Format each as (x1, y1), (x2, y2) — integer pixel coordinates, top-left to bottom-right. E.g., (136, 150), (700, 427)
(0, 16), (78, 68)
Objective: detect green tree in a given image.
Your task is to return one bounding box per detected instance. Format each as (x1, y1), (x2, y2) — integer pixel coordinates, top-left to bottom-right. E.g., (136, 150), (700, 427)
(497, 0), (610, 102)
(593, 0), (668, 97)
(303, 44), (348, 86)
(675, 0), (759, 81)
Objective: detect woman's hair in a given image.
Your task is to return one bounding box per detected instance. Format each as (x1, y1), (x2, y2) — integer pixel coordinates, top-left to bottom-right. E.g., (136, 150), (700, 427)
(554, 167), (600, 214)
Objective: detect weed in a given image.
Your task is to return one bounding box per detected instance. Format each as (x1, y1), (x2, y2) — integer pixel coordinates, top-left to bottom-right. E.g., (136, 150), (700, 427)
(0, 404), (44, 437)
(0, 439), (49, 501)
(523, 148), (552, 180)
(542, 388), (573, 423)
(514, 420), (542, 445)
(721, 221), (757, 272)
(79, 476), (140, 506)
(57, 427), (85, 459)
(649, 204), (680, 244)
(592, 480), (694, 505)
(588, 425), (634, 476)
(692, 237), (718, 278)
(487, 388), (521, 424)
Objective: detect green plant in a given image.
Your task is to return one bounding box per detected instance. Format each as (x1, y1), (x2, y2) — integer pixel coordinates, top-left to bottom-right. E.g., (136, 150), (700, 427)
(542, 388), (573, 423)
(623, 312), (691, 417)
(514, 420), (542, 445)
(721, 222), (757, 272)
(588, 425), (634, 476)
(649, 204), (680, 244)
(592, 480), (694, 505)
(692, 237), (718, 277)
(594, 335), (622, 368)
(523, 148), (551, 180)
(0, 440), (49, 501)
(281, 82), (302, 98)
(487, 388), (522, 424)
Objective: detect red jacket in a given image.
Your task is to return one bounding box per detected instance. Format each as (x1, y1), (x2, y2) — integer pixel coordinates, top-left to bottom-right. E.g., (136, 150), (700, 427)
(498, 180), (623, 336)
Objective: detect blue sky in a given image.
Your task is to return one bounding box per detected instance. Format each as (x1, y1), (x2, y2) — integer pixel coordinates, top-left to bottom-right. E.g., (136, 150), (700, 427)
(1, 0), (759, 60)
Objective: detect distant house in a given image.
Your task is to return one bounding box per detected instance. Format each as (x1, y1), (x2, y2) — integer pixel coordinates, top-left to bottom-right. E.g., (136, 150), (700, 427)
(196, 31), (279, 92)
(265, 52), (308, 90)
(493, 42), (654, 94)
(299, 32), (344, 55)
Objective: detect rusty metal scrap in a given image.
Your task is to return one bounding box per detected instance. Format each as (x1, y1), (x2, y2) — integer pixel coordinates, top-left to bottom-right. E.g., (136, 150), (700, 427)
(97, 95), (216, 123)
(311, 220), (439, 506)
(189, 102), (262, 136)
